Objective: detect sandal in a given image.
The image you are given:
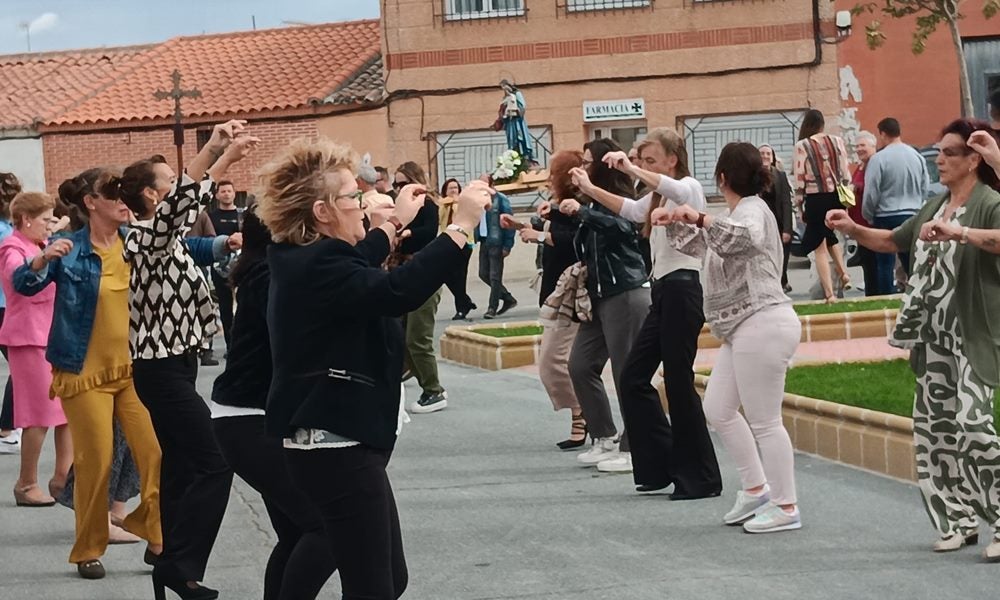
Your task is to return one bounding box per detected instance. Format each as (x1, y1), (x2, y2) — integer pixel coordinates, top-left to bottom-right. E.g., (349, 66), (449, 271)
(557, 414), (588, 450)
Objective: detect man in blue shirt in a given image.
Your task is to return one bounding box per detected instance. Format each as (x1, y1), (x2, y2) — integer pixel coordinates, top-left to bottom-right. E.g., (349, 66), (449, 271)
(862, 118), (930, 295)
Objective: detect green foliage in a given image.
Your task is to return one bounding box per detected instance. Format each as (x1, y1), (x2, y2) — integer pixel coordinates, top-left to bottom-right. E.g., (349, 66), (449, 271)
(851, 0), (996, 55)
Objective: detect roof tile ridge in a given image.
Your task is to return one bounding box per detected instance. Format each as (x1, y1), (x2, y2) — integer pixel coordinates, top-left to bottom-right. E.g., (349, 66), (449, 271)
(315, 46), (383, 104)
(173, 17), (381, 44)
(0, 42), (157, 64)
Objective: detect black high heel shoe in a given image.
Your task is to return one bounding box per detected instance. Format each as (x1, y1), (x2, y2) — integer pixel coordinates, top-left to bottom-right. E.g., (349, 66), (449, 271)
(556, 415), (588, 450)
(152, 572), (219, 600)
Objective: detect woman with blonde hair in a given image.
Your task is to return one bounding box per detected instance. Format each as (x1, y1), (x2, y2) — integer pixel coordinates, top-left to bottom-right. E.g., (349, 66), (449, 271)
(258, 137), (491, 599)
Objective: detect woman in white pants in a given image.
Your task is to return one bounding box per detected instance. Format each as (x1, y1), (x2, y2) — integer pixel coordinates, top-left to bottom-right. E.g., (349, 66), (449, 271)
(653, 142), (802, 534)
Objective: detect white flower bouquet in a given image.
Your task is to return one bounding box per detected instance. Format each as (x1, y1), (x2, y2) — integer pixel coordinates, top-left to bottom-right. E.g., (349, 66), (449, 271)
(491, 149), (528, 185)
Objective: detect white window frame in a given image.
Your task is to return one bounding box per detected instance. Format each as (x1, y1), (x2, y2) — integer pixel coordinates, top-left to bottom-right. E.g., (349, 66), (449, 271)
(567, 0), (651, 12)
(445, 0), (526, 21)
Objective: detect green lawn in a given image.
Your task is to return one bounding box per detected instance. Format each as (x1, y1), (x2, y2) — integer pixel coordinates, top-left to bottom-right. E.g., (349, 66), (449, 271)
(472, 325), (543, 338)
(784, 359), (1000, 421)
(793, 298), (901, 316)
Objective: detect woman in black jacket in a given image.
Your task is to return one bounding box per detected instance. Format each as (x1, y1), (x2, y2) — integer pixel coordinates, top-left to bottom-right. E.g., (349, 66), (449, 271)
(256, 139), (489, 600)
(210, 207), (336, 600)
(558, 138), (651, 474)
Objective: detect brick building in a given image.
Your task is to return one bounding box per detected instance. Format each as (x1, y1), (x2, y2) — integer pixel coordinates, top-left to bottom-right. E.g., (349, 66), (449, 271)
(0, 45), (152, 191)
(835, 4), (999, 150)
(380, 0), (844, 200)
(32, 20), (385, 196)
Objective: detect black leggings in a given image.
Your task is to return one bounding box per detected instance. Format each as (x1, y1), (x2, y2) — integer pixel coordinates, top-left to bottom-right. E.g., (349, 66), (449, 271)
(213, 416), (336, 600)
(800, 192), (842, 254)
(285, 445), (407, 600)
(445, 246), (475, 314)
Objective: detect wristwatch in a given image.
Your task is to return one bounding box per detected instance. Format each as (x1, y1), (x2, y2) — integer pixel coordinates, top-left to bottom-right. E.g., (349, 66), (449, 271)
(387, 216), (405, 233)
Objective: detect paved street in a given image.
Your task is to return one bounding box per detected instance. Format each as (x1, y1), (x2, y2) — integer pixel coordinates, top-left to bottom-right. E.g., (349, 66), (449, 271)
(3, 265), (997, 600)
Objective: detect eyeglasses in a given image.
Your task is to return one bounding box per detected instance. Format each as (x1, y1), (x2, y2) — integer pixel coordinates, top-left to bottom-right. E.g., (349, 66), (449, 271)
(332, 190), (364, 209)
(935, 145), (973, 158)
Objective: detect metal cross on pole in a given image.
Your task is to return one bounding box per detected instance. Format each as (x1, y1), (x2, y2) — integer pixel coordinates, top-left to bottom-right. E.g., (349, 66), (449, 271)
(153, 70), (202, 173)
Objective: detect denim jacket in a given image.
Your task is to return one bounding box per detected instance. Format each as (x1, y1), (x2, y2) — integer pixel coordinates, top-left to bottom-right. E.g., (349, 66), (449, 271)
(13, 226), (230, 374)
(475, 192), (515, 250)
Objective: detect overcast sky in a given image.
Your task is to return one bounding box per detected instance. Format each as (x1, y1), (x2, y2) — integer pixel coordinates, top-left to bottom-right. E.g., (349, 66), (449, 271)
(0, 0), (381, 54)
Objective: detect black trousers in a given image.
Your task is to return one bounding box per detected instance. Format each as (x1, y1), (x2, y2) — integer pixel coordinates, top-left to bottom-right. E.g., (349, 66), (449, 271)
(857, 245), (880, 297)
(0, 308), (14, 431)
(285, 445), (407, 600)
(445, 246), (475, 314)
(213, 416), (336, 600)
(619, 275), (722, 495)
(781, 242), (791, 288)
(211, 271), (235, 349)
(478, 244), (514, 311)
(133, 352), (234, 583)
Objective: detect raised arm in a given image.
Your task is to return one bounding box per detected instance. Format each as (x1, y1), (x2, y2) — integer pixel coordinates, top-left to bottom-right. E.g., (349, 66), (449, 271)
(12, 238), (73, 296)
(969, 130), (1000, 179)
(654, 203), (764, 259)
(826, 209), (899, 253)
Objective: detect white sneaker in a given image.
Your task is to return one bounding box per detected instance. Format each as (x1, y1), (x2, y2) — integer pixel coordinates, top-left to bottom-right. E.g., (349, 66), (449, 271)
(577, 437), (619, 466)
(743, 502), (802, 534)
(597, 452), (632, 473)
(0, 430), (20, 455)
(723, 486), (771, 525)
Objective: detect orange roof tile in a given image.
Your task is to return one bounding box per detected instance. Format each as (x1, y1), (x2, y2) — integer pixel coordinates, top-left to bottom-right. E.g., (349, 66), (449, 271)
(0, 45), (153, 130)
(46, 20), (382, 127)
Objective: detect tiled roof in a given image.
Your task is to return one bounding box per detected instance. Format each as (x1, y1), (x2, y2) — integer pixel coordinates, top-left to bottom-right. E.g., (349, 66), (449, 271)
(0, 45), (153, 130)
(46, 20), (382, 127)
(324, 55), (386, 105)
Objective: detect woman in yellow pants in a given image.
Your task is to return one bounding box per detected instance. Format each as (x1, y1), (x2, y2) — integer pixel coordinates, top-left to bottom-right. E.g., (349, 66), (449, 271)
(14, 168), (162, 580)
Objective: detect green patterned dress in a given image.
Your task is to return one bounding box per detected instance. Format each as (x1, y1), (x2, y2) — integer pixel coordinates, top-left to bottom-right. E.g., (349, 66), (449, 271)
(890, 204), (1000, 541)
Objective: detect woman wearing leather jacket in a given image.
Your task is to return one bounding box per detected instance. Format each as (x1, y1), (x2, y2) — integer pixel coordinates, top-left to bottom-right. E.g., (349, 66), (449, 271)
(558, 138), (650, 473)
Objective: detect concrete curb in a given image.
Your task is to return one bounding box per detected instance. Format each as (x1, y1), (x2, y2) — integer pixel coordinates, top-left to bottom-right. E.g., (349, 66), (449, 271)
(693, 373), (916, 482)
(441, 307), (900, 369)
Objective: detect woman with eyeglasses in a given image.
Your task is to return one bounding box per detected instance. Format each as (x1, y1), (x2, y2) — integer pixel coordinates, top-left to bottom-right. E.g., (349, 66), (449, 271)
(392, 162), (449, 414)
(258, 138), (491, 599)
(0, 192), (73, 509)
(14, 169), (163, 580)
(827, 120), (1000, 561)
(211, 206), (336, 599)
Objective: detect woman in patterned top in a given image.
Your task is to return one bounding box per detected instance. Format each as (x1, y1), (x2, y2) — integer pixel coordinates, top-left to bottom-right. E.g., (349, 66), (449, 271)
(828, 120), (1000, 562)
(652, 142), (802, 534)
(792, 109), (852, 302)
(116, 120), (258, 600)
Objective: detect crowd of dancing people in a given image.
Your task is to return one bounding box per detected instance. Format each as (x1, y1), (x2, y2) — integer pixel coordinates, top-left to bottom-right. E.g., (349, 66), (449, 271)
(0, 95), (999, 599)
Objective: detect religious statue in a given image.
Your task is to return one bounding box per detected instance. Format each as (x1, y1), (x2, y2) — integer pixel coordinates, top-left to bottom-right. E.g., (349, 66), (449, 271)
(492, 79), (534, 164)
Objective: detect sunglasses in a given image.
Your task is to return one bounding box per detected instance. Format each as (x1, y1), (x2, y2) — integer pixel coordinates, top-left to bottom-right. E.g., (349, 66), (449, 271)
(332, 190), (364, 209)
(393, 180), (412, 190)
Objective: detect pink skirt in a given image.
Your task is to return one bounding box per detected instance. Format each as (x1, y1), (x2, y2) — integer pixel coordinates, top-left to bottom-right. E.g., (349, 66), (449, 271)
(8, 345), (65, 428)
